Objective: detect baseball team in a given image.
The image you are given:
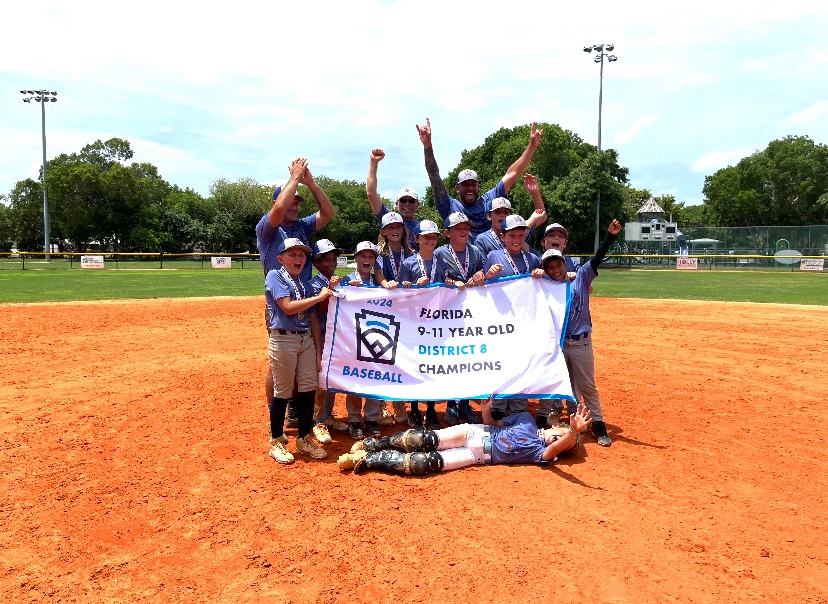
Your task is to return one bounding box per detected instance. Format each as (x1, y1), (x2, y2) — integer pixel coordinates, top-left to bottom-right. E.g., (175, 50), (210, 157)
(256, 119), (621, 476)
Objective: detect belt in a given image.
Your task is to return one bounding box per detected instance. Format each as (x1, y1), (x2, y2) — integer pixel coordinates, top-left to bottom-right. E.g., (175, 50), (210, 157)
(566, 331), (590, 341)
(274, 329), (308, 335)
(482, 432), (493, 463)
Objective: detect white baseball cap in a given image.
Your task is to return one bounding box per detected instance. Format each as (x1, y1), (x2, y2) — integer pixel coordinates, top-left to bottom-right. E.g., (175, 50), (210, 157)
(541, 249), (566, 266)
(313, 239), (343, 257)
(544, 223), (569, 238)
(456, 169), (478, 184)
(278, 237), (312, 255)
(502, 214), (528, 232)
(396, 187), (420, 202)
(354, 241), (379, 256)
(489, 197), (512, 212)
(418, 220), (439, 235)
(381, 212), (404, 228)
(444, 212), (470, 229)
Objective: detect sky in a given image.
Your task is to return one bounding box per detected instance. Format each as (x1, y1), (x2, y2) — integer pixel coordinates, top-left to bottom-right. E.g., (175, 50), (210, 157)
(2, 0), (827, 208)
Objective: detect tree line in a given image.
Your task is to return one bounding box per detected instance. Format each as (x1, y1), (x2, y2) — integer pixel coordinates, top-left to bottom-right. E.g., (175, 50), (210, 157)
(2, 128), (826, 254)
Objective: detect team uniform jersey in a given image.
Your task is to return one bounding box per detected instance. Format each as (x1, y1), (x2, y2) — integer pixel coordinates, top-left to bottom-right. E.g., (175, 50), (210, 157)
(484, 249), (540, 277)
(475, 227), (537, 255)
(255, 213), (318, 282)
(375, 204), (421, 251)
(433, 244), (487, 283)
(264, 267), (316, 332)
(434, 181), (506, 242)
(399, 253), (437, 285)
(375, 249), (412, 283)
(565, 262), (598, 338)
(342, 271), (380, 287)
(490, 412), (549, 464)
(310, 273), (334, 335)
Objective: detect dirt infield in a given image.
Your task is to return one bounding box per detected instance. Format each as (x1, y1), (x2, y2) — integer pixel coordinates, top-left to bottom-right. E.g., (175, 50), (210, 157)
(1, 296), (826, 603)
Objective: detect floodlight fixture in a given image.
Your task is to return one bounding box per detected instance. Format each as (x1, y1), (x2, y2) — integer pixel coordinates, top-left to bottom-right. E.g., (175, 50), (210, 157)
(583, 46), (592, 52)
(20, 87), (58, 259)
(581, 43), (619, 252)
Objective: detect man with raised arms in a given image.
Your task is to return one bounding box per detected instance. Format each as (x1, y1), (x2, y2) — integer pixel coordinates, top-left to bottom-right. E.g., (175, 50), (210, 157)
(416, 118), (543, 242)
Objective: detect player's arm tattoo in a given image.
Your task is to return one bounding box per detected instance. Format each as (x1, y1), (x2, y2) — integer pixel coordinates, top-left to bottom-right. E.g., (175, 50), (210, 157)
(424, 147), (449, 209)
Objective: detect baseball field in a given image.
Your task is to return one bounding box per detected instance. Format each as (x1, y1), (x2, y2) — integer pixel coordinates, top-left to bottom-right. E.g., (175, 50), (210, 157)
(1, 273), (827, 603)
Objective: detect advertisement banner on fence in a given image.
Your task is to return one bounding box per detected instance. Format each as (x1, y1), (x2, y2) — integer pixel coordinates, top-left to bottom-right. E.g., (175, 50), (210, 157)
(80, 255), (105, 269)
(320, 276), (574, 402)
(799, 258), (825, 271)
(676, 258), (698, 270)
(211, 257), (232, 269)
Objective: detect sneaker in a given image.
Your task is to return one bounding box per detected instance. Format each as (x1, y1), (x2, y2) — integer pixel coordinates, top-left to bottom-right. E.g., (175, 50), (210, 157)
(425, 408), (441, 429)
(444, 405), (460, 426)
(269, 441), (294, 464)
(313, 423), (332, 444)
(408, 409), (425, 429)
(270, 434), (289, 446)
(592, 421), (612, 447)
(295, 435), (328, 459)
(458, 404), (480, 423)
(365, 420), (382, 437)
(349, 422), (364, 440)
(323, 417), (349, 432)
(378, 405), (394, 426)
(392, 402), (408, 424)
(284, 416), (299, 429)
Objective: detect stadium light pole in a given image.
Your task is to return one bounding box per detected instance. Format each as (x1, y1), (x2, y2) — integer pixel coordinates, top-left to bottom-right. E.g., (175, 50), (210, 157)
(20, 89), (57, 260)
(582, 44), (618, 252)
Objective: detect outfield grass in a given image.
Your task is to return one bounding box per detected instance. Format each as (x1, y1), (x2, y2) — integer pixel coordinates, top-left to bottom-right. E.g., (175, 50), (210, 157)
(0, 266), (825, 305)
(593, 268), (828, 305)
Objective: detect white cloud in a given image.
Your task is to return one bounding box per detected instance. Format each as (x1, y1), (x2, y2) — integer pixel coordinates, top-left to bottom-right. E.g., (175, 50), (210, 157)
(691, 148), (756, 173)
(615, 115), (663, 144)
(787, 101), (828, 125)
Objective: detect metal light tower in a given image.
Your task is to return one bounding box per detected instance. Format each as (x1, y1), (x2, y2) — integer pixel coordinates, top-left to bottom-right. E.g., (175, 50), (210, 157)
(20, 89), (58, 260)
(582, 44), (617, 251)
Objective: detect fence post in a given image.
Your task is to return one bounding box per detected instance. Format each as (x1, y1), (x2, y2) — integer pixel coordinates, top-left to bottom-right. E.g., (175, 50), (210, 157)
(160, 251), (163, 269)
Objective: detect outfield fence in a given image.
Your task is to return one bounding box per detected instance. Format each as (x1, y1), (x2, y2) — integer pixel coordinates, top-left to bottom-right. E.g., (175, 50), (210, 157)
(0, 252), (263, 271)
(575, 253), (828, 272)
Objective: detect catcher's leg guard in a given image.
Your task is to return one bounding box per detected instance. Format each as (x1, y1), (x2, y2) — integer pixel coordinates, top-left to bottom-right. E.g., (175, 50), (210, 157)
(354, 450), (444, 475)
(361, 429), (439, 453)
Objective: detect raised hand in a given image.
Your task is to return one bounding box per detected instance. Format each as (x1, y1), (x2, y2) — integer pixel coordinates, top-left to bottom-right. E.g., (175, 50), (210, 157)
(416, 118), (432, 147)
(370, 148), (385, 163)
(608, 219), (622, 235)
(529, 122), (544, 147)
(524, 173), (539, 195)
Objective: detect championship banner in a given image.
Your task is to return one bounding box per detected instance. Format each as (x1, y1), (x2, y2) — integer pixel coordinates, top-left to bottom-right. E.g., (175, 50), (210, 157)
(321, 276), (574, 402)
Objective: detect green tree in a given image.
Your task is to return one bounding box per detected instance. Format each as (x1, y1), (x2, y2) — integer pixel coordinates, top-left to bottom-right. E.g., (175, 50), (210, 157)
(424, 122), (629, 252)
(208, 177), (272, 252)
(7, 179), (45, 251)
(703, 135), (828, 226)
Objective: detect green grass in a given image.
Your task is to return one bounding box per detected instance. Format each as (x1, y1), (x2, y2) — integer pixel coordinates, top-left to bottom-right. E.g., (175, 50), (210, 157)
(0, 266), (355, 304)
(1, 266), (826, 305)
(593, 268), (828, 305)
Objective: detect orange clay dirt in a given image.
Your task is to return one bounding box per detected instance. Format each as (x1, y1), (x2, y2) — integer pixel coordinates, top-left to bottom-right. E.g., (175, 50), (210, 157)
(1, 296), (826, 603)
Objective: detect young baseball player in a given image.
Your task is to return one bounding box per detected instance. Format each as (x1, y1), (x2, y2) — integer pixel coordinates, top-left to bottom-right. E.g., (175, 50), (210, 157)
(432, 212), (501, 425)
(532, 220), (622, 446)
(367, 148), (422, 251)
(474, 173), (547, 255)
(397, 219), (442, 429)
(341, 242), (384, 439)
(265, 238), (340, 464)
(337, 396), (592, 475)
(482, 214), (541, 420)
(309, 239), (348, 445)
(372, 212), (413, 423)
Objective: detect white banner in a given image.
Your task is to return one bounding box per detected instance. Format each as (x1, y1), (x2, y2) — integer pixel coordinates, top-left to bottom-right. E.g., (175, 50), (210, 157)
(321, 276), (574, 402)
(800, 258), (824, 271)
(676, 258), (698, 270)
(211, 256), (232, 268)
(80, 255), (105, 269)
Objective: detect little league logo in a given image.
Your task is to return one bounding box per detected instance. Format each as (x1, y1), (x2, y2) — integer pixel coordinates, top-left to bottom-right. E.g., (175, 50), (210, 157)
(355, 309), (400, 365)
